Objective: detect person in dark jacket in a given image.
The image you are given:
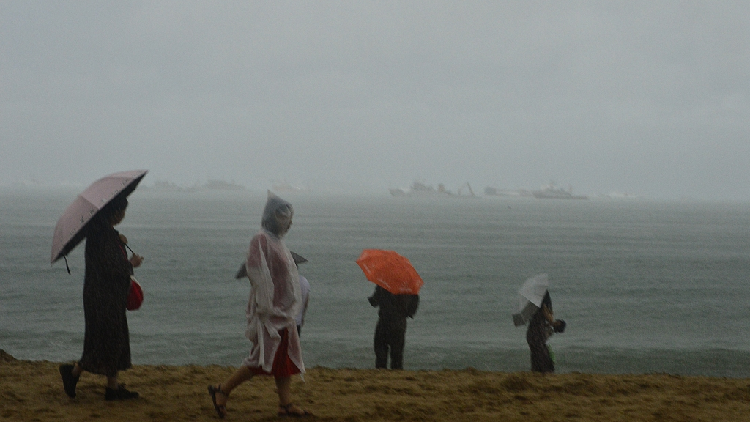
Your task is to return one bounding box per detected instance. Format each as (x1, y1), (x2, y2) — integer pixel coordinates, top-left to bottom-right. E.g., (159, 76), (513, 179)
(368, 285), (419, 370)
(526, 291), (565, 373)
(59, 196), (144, 400)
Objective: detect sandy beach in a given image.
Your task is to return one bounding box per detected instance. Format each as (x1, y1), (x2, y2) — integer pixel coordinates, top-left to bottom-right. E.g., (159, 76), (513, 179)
(2, 349), (749, 421)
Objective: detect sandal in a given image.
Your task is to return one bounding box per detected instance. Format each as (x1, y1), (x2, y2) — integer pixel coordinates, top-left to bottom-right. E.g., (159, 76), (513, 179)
(208, 385), (228, 419)
(278, 402), (312, 418)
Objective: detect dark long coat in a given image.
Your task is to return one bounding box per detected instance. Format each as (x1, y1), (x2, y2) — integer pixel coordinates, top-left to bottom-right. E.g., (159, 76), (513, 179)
(526, 291), (554, 373)
(78, 220), (132, 377)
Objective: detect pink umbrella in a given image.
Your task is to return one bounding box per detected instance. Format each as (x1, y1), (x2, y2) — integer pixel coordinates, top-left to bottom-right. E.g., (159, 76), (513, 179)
(51, 170), (148, 266)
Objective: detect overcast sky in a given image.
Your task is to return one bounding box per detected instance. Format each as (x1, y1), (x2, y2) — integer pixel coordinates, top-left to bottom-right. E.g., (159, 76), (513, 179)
(1, 1), (748, 200)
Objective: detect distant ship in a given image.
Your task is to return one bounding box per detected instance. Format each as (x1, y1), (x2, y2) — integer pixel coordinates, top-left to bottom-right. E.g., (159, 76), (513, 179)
(532, 183), (588, 200)
(147, 180), (197, 193)
(202, 179), (246, 191)
(272, 181), (308, 193)
(599, 191), (639, 200)
(390, 181), (477, 198)
(389, 181), (441, 197)
(484, 187), (533, 197)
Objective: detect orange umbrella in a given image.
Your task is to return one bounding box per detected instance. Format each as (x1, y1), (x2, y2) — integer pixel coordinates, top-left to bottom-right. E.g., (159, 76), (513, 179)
(356, 249), (423, 295)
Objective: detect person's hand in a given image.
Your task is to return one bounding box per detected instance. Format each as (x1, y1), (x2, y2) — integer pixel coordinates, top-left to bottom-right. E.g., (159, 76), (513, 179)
(130, 254), (144, 268)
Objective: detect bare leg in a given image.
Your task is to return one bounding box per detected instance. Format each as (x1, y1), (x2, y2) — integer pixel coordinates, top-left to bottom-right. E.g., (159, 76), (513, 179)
(276, 377), (310, 416)
(276, 376), (292, 405)
(214, 366), (255, 407)
(221, 366), (255, 394)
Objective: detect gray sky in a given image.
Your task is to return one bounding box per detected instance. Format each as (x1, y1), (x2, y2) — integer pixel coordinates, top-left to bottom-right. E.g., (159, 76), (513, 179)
(2, 1), (748, 200)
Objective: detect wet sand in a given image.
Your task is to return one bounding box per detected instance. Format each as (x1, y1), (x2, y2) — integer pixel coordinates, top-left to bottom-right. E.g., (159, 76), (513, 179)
(2, 350), (749, 421)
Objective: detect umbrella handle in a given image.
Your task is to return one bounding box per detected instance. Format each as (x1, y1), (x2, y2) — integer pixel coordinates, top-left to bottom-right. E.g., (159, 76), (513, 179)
(124, 243), (144, 269)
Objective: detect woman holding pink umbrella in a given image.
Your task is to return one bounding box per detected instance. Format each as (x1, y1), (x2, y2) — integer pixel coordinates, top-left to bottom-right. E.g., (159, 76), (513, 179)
(59, 196), (144, 400)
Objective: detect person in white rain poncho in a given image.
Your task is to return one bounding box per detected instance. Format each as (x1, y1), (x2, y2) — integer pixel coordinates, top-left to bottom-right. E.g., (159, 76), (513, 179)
(208, 192), (310, 418)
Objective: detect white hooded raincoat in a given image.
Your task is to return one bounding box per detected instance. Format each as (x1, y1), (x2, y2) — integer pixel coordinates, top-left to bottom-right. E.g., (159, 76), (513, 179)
(241, 193), (304, 374)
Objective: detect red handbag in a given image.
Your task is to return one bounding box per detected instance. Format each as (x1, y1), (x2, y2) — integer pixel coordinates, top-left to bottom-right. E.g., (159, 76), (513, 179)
(127, 276), (144, 311)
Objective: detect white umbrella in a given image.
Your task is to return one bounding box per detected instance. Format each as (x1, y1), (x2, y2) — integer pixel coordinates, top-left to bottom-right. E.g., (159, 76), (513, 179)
(51, 170), (148, 266)
(512, 273), (549, 326)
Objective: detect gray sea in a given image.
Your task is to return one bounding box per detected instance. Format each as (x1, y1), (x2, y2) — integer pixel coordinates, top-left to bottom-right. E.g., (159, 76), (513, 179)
(2, 188), (749, 377)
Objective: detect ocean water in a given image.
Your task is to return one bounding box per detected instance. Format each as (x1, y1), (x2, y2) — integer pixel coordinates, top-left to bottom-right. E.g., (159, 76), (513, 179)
(1, 188), (749, 377)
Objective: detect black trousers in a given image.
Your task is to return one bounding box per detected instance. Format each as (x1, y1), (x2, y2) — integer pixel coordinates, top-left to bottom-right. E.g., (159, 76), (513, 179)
(374, 317), (407, 369)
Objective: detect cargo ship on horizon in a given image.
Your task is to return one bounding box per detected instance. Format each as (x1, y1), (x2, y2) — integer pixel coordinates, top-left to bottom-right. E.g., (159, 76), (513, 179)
(532, 182), (588, 200)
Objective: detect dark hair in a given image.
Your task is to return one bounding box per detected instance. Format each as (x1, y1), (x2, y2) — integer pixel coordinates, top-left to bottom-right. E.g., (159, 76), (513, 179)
(98, 196), (128, 223)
